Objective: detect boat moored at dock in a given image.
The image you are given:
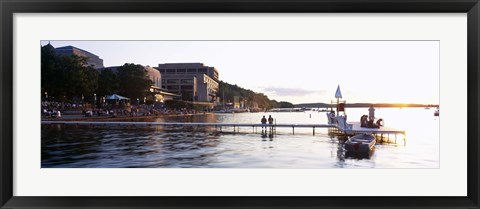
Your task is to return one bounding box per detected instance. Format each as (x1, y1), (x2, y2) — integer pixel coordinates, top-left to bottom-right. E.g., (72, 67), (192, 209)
(344, 134), (376, 152)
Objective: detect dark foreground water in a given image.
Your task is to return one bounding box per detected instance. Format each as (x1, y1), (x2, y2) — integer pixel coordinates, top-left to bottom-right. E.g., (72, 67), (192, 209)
(42, 108), (439, 168)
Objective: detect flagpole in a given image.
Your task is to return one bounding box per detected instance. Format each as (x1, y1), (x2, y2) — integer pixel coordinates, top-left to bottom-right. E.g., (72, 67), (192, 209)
(335, 85), (341, 116)
(336, 98), (339, 116)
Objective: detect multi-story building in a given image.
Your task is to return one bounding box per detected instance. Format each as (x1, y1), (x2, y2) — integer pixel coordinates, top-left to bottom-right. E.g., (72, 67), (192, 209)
(55, 45), (104, 69)
(155, 63), (219, 103)
(101, 65), (178, 102)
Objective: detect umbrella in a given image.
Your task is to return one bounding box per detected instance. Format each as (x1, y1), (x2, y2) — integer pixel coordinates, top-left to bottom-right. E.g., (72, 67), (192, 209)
(105, 94), (130, 100)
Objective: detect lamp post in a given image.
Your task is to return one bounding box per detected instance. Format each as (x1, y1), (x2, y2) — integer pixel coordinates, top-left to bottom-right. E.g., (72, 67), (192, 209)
(94, 93), (97, 107)
(44, 92), (48, 99)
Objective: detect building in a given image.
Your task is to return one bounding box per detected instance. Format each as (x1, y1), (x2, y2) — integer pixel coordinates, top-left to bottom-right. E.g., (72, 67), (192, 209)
(144, 66), (179, 102)
(155, 63), (219, 103)
(102, 65), (161, 87)
(145, 66), (161, 88)
(101, 65), (179, 103)
(55, 45), (104, 69)
(157, 63), (219, 81)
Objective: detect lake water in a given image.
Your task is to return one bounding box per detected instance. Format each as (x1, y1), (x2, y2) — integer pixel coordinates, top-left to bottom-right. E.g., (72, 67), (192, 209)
(41, 107), (439, 168)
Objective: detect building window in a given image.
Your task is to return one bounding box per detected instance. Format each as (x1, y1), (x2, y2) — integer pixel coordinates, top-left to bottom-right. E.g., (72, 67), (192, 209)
(159, 69), (165, 73)
(176, 69), (186, 73)
(187, 69), (197, 73)
(166, 69), (175, 73)
(181, 79), (193, 84)
(198, 68), (207, 73)
(167, 79), (179, 84)
(181, 86), (193, 90)
(168, 86), (179, 90)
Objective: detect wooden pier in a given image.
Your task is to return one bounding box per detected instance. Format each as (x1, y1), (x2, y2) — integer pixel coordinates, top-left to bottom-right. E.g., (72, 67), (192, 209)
(41, 121), (336, 135)
(336, 122), (406, 145)
(41, 121), (406, 143)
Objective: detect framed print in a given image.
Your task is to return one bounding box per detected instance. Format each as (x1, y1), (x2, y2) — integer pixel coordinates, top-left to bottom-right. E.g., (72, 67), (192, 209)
(1, 0), (479, 208)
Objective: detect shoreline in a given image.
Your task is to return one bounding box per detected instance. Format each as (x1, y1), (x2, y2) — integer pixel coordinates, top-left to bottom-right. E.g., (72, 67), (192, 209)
(41, 112), (215, 122)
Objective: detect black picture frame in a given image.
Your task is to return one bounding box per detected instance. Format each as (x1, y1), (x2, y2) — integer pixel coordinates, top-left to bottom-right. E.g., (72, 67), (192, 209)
(1, 0), (479, 208)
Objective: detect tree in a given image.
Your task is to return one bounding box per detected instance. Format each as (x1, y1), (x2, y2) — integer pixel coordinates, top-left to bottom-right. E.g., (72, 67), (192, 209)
(218, 80), (286, 109)
(67, 55), (98, 100)
(116, 63), (152, 100)
(41, 44), (58, 98)
(97, 69), (119, 97)
(278, 101), (294, 108)
(270, 100), (294, 108)
(41, 44), (98, 102)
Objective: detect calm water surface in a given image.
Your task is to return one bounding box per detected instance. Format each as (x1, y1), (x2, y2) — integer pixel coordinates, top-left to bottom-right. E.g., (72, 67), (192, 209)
(41, 108), (439, 168)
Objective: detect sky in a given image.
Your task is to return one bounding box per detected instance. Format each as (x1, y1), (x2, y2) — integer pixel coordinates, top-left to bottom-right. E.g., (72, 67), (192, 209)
(41, 41), (439, 105)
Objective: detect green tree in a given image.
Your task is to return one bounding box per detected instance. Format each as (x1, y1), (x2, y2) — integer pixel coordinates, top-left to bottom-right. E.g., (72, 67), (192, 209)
(53, 55), (98, 101)
(116, 63), (152, 101)
(218, 80), (286, 109)
(68, 55), (98, 100)
(41, 44), (98, 102)
(41, 44), (58, 98)
(278, 101), (294, 108)
(97, 69), (119, 97)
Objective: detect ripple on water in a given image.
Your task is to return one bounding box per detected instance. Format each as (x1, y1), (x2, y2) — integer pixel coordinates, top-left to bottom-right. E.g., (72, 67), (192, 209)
(42, 109), (439, 168)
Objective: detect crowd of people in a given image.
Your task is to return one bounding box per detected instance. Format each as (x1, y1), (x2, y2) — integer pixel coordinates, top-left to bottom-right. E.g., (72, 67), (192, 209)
(42, 101), (202, 119)
(41, 101), (83, 118)
(81, 104), (199, 118)
(360, 105), (383, 128)
(41, 101), (87, 111)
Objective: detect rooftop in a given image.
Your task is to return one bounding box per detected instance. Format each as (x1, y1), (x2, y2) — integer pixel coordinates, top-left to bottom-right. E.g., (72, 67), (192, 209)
(55, 45), (101, 59)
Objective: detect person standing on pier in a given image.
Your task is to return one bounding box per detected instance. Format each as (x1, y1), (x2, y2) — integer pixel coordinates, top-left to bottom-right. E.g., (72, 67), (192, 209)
(268, 115), (274, 136)
(368, 105), (375, 121)
(261, 115), (267, 134)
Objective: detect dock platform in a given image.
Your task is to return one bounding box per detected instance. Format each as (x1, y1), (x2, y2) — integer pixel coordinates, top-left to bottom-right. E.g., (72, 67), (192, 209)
(338, 122), (405, 135)
(41, 121), (336, 128)
(334, 122), (406, 144)
(41, 121), (336, 135)
(42, 120), (406, 144)
(41, 121), (404, 136)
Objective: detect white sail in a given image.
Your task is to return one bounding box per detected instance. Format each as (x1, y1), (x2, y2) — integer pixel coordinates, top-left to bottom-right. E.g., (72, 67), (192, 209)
(335, 85), (342, 99)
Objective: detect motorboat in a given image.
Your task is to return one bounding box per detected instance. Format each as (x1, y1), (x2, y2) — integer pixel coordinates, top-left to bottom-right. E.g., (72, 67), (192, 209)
(345, 149), (374, 159)
(344, 134), (376, 153)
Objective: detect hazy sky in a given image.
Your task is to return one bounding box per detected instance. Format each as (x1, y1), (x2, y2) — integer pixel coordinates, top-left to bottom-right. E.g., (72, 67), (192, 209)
(41, 41), (439, 104)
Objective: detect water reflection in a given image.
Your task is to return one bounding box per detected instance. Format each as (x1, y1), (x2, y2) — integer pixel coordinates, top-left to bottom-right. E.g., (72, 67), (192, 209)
(345, 149), (374, 160)
(42, 108), (439, 168)
(42, 125), (224, 168)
